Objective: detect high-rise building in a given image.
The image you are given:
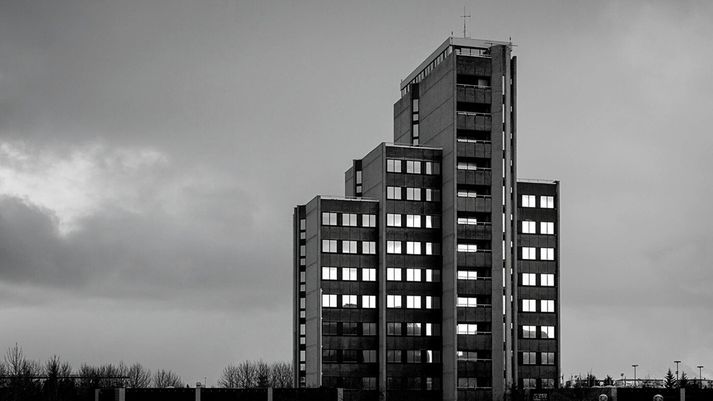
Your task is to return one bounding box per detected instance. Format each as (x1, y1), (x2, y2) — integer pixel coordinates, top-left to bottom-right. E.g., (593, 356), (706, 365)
(293, 37), (560, 401)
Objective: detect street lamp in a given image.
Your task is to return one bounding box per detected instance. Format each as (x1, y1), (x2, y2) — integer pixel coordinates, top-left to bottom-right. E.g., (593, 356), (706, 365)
(632, 364), (639, 387)
(698, 366), (704, 383)
(674, 360), (681, 382)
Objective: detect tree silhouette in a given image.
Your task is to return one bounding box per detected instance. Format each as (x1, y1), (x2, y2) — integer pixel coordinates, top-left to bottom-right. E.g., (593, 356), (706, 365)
(664, 369), (676, 389)
(679, 372), (689, 388)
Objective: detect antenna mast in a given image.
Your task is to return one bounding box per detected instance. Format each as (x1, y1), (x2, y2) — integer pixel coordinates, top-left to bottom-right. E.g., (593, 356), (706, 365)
(461, 6), (471, 38)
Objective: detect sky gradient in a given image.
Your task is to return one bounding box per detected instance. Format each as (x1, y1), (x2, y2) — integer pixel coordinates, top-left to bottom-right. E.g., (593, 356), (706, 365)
(1, 0), (712, 385)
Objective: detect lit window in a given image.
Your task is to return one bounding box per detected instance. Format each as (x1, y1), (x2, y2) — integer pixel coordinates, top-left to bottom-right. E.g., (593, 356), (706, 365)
(362, 241), (376, 254)
(521, 273), (536, 286)
(406, 241), (421, 255)
(458, 270), (477, 280)
(457, 244), (478, 253)
(542, 379), (555, 389)
(406, 268), (421, 282)
(522, 299), (536, 312)
(457, 324), (477, 335)
(406, 295), (421, 309)
(425, 215), (440, 228)
(540, 196), (554, 208)
(406, 160), (421, 174)
(540, 248), (555, 260)
(426, 350), (440, 363)
(387, 213), (402, 227)
(322, 212), (338, 225)
(322, 240), (338, 253)
(406, 214), (421, 228)
(300, 324), (305, 336)
(541, 352), (555, 365)
(362, 268), (376, 281)
(362, 295), (376, 309)
(386, 186), (401, 200)
(387, 295), (402, 308)
(342, 268), (357, 281)
(522, 325), (536, 339)
(457, 351), (478, 361)
(541, 326), (555, 339)
(457, 297), (478, 308)
(541, 300), (555, 313)
(342, 295), (357, 308)
(343, 213), (357, 226)
(522, 221), (536, 234)
(540, 222), (554, 234)
(425, 242), (439, 255)
(386, 159), (401, 173)
(522, 352), (537, 365)
(425, 269), (440, 282)
(522, 195), (536, 207)
(457, 191), (478, 198)
(322, 294), (337, 307)
(299, 245), (305, 257)
(299, 298), (305, 309)
(387, 323), (402, 336)
(362, 214), (376, 227)
(387, 241), (401, 254)
(425, 189), (440, 202)
(299, 271), (305, 283)
(355, 170), (362, 184)
(456, 162), (478, 170)
(521, 247), (536, 260)
(406, 188), (421, 201)
(523, 378), (536, 389)
(425, 162), (440, 175)
(342, 240), (358, 254)
(322, 267), (337, 280)
(425, 296), (439, 309)
(299, 219), (305, 230)
(457, 217), (478, 225)
(540, 273), (554, 287)
(387, 268), (401, 281)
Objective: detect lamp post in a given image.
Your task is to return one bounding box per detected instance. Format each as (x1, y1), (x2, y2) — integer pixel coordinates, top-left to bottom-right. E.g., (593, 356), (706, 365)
(632, 364), (639, 387)
(698, 366), (704, 383)
(674, 360), (681, 383)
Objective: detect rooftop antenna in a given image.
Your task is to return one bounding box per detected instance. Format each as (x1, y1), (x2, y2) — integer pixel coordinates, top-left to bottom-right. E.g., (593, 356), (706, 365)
(461, 6), (471, 38)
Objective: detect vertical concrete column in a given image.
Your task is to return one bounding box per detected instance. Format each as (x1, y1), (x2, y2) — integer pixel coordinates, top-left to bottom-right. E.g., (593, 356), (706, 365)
(267, 387), (273, 401)
(195, 386), (201, 401)
(337, 387), (344, 401)
(95, 389), (100, 401)
(117, 388), (125, 401)
(611, 387), (617, 401)
(680, 387), (685, 401)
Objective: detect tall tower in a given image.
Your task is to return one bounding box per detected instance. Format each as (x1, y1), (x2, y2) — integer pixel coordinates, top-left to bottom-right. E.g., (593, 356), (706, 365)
(293, 37), (560, 401)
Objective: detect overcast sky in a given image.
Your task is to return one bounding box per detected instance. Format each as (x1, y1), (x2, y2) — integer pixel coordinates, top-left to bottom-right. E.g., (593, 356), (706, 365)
(1, 0), (712, 385)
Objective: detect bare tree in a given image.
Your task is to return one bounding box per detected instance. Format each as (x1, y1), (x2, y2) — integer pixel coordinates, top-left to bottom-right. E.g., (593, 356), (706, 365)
(218, 365), (240, 388)
(255, 360), (270, 388)
(43, 355), (73, 401)
(153, 369), (184, 388)
(126, 363), (151, 388)
(270, 362), (293, 388)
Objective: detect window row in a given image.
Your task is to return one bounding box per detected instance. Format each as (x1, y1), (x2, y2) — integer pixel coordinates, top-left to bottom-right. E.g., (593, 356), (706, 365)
(457, 323), (479, 335)
(521, 351), (556, 365)
(521, 273), (555, 287)
(386, 241), (440, 255)
(386, 213), (441, 228)
(456, 350), (492, 361)
(323, 321), (377, 336)
(323, 349), (377, 363)
(386, 159), (441, 175)
(322, 240), (377, 254)
(322, 294), (376, 309)
(321, 267), (376, 281)
(521, 299), (556, 313)
(387, 186), (441, 202)
(456, 297), (481, 307)
(322, 212), (376, 227)
(521, 247), (555, 260)
(386, 295), (440, 309)
(386, 322), (440, 336)
(386, 349), (441, 364)
(522, 378), (556, 389)
(387, 267), (440, 282)
(521, 221), (555, 235)
(456, 162), (488, 171)
(521, 325), (555, 339)
(457, 270), (478, 280)
(387, 376), (441, 391)
(457, 243), (479, 253)
(521, 195), (555, 209)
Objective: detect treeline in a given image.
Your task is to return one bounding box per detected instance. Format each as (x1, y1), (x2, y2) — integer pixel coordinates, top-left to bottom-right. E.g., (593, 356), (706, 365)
(0, 344), (293, 401)
(217, 360), (292, 388)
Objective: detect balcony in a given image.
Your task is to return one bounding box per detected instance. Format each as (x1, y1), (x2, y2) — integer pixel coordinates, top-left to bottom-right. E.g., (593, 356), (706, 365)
(456, 195), (491, 212)
(457, 141), (492, 159)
